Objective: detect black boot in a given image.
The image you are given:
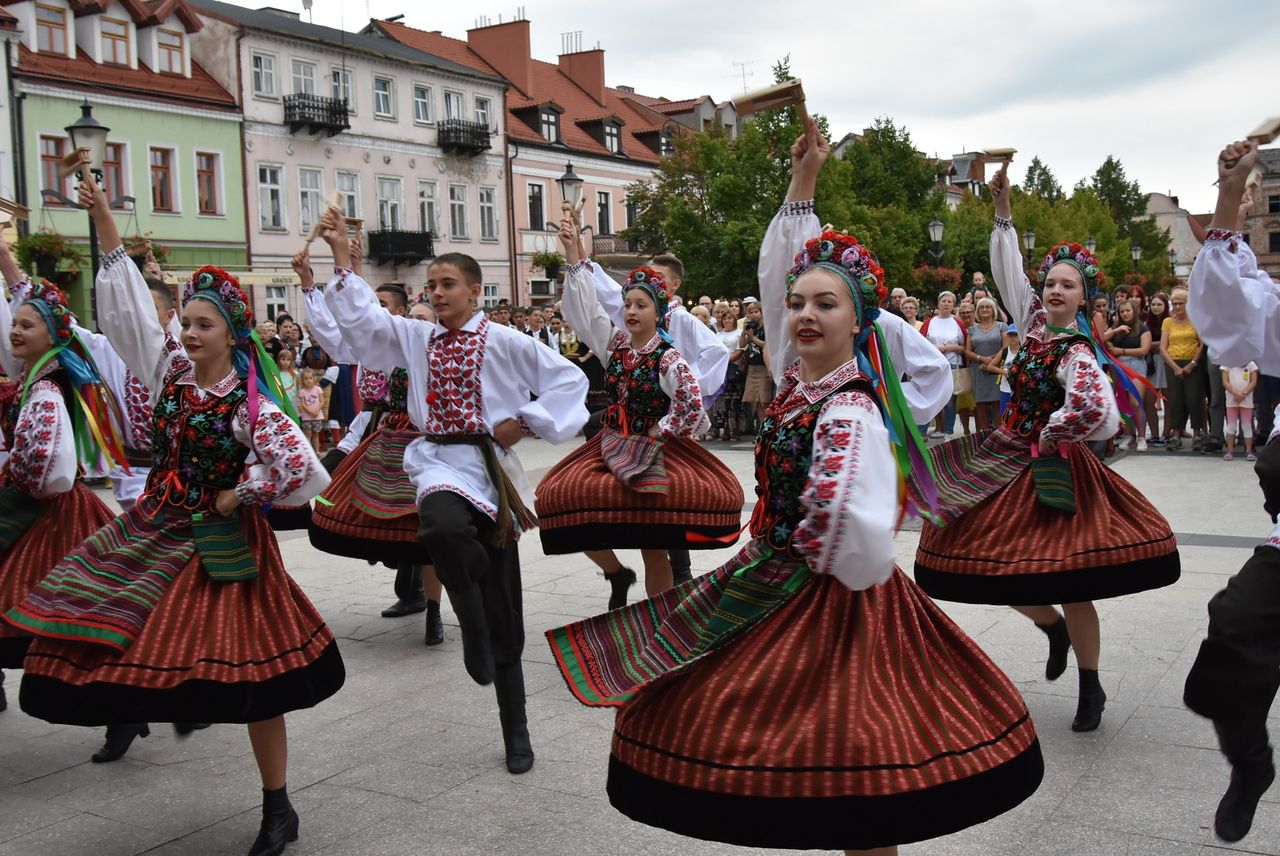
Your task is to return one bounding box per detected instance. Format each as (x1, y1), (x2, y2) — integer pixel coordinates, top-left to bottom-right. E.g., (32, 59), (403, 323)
(174, 722), (211, 737)
(423, 599), (444, 646)
(1071, 669), (1107, 732)
(1213, 721), (1276, 842)
(1037, 616), (1071, 681)
(605, 566), (637, 611)
(448, 583), (494, 685)
(494, 663), (534, 775)
(382, 563), (429, 618)
(0, 669), (6, 713)
(669, 548), (693, 587)
(247, 786), (299, 856)
(91, 723), (150, 763)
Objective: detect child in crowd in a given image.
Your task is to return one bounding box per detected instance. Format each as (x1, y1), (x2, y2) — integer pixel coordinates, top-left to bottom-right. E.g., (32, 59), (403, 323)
(999, 323), (1018, 414)
(297, 368), (326, 452)
(276, 347), (299, 413)
(1222, 361), (1259, 461)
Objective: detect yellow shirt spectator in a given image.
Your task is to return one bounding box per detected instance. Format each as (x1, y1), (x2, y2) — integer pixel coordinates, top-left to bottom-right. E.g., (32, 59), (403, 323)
(1162, 316), (1201, 361)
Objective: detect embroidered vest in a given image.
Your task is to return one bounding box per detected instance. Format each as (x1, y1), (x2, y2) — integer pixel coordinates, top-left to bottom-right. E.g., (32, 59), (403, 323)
(145, 374), (251, 511)
(601, 341), (672, 436)
(751, 376), (878, 560)
(1002, 334), (1091, 438)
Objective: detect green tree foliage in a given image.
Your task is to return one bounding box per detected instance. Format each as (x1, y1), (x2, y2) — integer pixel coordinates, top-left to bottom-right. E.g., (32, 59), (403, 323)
(844, 118), (938, 210)
(1023, 156), (1063, 203)
(1091, 155), (1147, 236)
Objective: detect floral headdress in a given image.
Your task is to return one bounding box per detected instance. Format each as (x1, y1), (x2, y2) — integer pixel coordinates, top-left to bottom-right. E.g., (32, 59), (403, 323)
(1038, 242), (1103, 300)
(623, 267), (674, 342)
(25, 280), (76, 343)
(786, 231), (888, 329)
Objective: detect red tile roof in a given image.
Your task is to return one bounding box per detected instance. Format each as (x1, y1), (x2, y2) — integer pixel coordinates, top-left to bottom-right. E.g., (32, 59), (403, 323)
(16, 44), (237, 110)
(369, 21), (498, 78)
(67, 0), (202, 30)
(647, 96), (707, 116)
(0, 5), (15, 27)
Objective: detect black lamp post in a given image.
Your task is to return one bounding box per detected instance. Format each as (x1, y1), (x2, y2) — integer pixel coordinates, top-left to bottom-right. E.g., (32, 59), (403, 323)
(1168, 247), (1177, 276)
(927, 216), (944, 264)
(557, 161), (586, 257)
(65, 100), (110, 317)
(1084, 235), (1097, 255)
(1130, 243), (1141, 272)
(1022, 228), (1036, 267)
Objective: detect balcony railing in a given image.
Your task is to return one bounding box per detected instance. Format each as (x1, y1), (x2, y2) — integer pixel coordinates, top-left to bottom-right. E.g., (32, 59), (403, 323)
(592, 234), (640, 256)
(438, 119), (493, 154)
(284, 94), (350, 137)
(367, 229), (435, 266)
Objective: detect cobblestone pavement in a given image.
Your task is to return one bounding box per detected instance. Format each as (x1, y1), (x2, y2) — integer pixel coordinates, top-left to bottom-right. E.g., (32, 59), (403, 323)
(1, 438), (1277, 855)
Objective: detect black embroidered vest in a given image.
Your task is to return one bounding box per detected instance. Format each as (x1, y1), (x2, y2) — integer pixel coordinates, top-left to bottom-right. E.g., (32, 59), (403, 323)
(1002, 334), (1090, 438)
(145, 373), (251, 511)
(601, 341), (672, 436)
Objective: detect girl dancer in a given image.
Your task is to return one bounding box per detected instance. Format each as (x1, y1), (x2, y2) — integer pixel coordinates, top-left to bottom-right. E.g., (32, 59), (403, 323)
(546, 123), (1043, 855)
(8, 181), (343, 856)
(535, 220), (743, 610)
(914, 164), (1181, 732)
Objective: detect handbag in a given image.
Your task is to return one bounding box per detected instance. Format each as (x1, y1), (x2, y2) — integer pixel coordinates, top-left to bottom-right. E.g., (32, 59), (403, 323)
(191, 510), (259, 581)
(1029, 440), (1076, 514)
(951, 365), (973, 397)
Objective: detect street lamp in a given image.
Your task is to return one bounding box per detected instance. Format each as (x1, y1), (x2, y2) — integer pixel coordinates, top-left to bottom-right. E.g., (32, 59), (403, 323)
(64, 99), (111, 317)
(1084, 235), (1097, 255)
(927, 216), (944, 264)
(1022, 228), (1036, 266)
(1130, 243), (1141, 272)
(556, 161), (584, 221)
(1168, 247), (1177, 276)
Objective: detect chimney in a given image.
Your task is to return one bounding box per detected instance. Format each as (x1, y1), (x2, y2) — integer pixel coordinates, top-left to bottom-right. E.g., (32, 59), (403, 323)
(559, 48), (606, 106)
(468, 19), (532, 96)
(615, 85), (635, 94)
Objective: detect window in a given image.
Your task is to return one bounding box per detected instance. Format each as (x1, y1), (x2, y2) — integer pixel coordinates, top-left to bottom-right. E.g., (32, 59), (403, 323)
(298, 167), (323, 232)
(251, 52), (277, 97)
(540, 110), (560, 143)
(449, 184), (468, 239)
(157, 29), (184, 74)
(150, 148), (175, 212)
(103, 143), (126, 209)
(604, 124), (622, 154)
(376, 177), (403, 230)
(35, 4), (67, 55)
(265, 286), (287, 322)
(482, 283), (499, 307)
(330, 67), (354, 109)
(1269, 194), (1280, 215)
(100, 18), (129, 65)
(1270, 232), (1280, 254)
(413, 85), (432, 123)
(527, 183), (545, 231)
(258, 164), (285, 230)
(196, 151), (220, 215)
(444, 90), (464, 121)
(39, 136), (68, 202)
(479, 186), (498, 240)
(418, 180), (438, 235)
(596, 191), (612, 235)
(475, 96), (491, 127)
(373, 77), (394, 118)
(291, 59), (316, 95)
(335, 171), (359, 218)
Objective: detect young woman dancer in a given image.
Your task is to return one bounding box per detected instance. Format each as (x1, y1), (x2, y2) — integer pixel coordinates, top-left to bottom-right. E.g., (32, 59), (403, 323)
(545, 123), (1043, 855)
(914, 163), (1181, 733)
(8, 181), (343, 856)
(535, 220), (743, 610)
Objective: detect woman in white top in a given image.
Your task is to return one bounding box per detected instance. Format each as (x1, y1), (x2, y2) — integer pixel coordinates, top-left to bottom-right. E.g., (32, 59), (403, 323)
(922, 290), (965, 436)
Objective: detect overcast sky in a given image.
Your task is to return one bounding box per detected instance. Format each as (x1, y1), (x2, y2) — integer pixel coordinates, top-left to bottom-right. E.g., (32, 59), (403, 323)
(237, 0), (1277, 213)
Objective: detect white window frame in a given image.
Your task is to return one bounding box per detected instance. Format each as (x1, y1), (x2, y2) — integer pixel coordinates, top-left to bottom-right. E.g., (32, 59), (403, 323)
(482, 283), (499, 307)
(373, 76), (395, 119)
(257, 163), (286, 231)
(540, 110), (559, 143)
(443, 90), (464, 122)
(448, 183), (469, 241)
(474, 96), (492, 128)
(376, 176), (404, 231)
(291, 59), (316, 95)
(250, 51), (278, 99)
(264, 285), (288, 322)
(297, 166), (324, 235)
(526, 182), (546, 231)
(412, 84), (433, 124)
(596, 190), (612, 236)
(330, 66), (355, 112)
(335, 170), (360, 219)
(418, 180), (438, 235)
(604, 123), (622, 154)
(479, 185), (498, 241)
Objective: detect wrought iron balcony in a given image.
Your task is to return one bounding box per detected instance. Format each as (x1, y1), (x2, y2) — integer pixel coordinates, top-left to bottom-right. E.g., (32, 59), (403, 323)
(367, 229), (435, 266)
(284, 94), (350, 137)
(593, 234), (640, 256)
(438, 119), (492, 154)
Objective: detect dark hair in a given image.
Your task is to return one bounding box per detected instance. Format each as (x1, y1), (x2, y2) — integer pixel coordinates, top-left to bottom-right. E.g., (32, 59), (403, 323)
(1144, 290), (1171, 336)
(430, 252), (482, 285)
(145, 277), (175, 311)
(375, 284), (409, 310)
(651, 253), (684, 281)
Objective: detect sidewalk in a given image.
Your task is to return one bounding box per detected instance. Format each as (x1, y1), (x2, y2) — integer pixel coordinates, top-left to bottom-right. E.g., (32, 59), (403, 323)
(0, 441), (1276, 855)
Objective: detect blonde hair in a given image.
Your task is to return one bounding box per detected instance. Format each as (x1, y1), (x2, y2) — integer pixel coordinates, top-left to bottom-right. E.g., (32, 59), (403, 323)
(299, 368), (320, 387)
(1170, 287), (1189, 302)
(976, 297), (997, 319)
(691, 305), (711, 323)
(938, 290), (957, 304)
(900, 296), (919, 312)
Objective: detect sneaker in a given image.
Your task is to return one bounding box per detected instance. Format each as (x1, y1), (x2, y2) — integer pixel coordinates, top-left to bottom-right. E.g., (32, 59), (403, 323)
(1166, 438), (1183, 451)
(1136, 437), (1147, 452)
(1148, 436), (1165, 447)
(1248, 452), (1258, 461)
(1127, 437), (1138, 451)
(928, 430), (944, 439)
(1224, 451), (1235, 461)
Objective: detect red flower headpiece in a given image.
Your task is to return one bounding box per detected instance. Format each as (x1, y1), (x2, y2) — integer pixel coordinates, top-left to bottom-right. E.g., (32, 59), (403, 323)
(787, 231), (888, 326)
(182, 265), (254, 344)
(26, 280), (76, 342)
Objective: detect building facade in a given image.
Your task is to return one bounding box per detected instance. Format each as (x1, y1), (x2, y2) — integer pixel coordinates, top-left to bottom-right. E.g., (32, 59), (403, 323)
(1243, 147), (1280, 278)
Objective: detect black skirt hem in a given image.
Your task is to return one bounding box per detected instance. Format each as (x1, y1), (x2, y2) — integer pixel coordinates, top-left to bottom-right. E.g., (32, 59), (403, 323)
(606, 738), (1045, 850)
(540, 522), (742, 554)
(0, 636), (31, 670)
(18, 640), (346, 725)
(307, 521), (433, 566)
(913, 551), (1181, 605)
(265, 504), (314, 532)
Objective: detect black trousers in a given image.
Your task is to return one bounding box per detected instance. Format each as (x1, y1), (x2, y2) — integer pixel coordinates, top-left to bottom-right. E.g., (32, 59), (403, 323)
(417, 491), (524, 668)
(1255, 374), (1280, 443)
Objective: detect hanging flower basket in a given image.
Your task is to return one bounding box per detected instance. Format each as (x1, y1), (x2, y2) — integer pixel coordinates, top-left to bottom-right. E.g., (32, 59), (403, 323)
(14, 230), (85, 279)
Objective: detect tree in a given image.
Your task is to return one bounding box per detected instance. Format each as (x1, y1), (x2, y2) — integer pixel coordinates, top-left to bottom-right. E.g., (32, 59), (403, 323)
(1091, 155), (1147, 236)
(1023, 156), (1063, 203)
(842, 118), (939, 210)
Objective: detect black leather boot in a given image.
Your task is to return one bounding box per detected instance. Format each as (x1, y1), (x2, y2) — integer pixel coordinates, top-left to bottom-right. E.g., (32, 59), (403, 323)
(247, 786), (299, 856)
(494, 663), (534, 774)
(0, 669), (7, 713)
(174, 722), (211, 737)
(1037, 615), (1071, 681)
(382, 564), (429, 617)
(424, 599), (444, 646)
(605, 566), (637, 611)
(92, 723), (150, 763)
(1071, 669), (1107, 732)
(669, 548), (693, 587)
(1213, 721), (1276, 842)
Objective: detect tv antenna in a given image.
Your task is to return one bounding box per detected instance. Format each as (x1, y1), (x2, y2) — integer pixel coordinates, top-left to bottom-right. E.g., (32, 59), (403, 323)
(725, 60), (763, 94)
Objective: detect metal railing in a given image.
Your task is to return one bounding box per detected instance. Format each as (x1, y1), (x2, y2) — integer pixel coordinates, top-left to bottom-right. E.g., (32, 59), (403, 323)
(284, 94), (350, 136)
(438, 119), (493, 153)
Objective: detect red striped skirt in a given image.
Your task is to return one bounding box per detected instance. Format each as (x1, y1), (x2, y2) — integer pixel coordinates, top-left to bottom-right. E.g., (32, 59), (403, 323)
(0, 484), (114, 668)
(915, 437), (1180, 604)
(550, 555), (1042, 849)
(308, 415), (430, 565)
(536, 434), (743, 554)
(17, 505), (344, 725)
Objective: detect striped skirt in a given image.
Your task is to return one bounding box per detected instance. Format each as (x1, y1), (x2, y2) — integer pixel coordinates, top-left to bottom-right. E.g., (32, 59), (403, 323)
(309, 413), (430, 565)
(547, 541), (1044, 849)
(915, 429), (1180, 604)
(536, 434), (743, 554)
(0, 484), (115, 668)
(14, 502), (344, 725)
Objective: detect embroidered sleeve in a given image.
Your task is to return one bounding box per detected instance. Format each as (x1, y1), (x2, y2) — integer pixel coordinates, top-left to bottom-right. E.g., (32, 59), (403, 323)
(233, 398), (330, 505)
(96, 246), (179, 393)
(792, 391), (897, 591)
(990, 220), (1044, 341)
(759, 205), (820, 383)
(1043, 343), (1120, 445)
(7, 380), (76, 497)
(560, 260), (620, 359)
(666, 304), (729, 396)
(1188, 232), (1280, 375)
(656, 349), (709, 438)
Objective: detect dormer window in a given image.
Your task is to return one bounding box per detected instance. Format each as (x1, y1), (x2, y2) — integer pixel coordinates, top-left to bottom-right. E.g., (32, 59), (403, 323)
(540, 109), (560, 143)
(36, 4), (67, 55)
(101, 18), (130, 65)
(157, 28), (184, 75)
(604, 123), (621, 154)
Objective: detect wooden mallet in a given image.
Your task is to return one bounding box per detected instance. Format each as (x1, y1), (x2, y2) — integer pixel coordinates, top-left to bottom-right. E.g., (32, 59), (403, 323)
(734, 78), (810, 128)
(0, 197), (29, 229)
(300, 190), (343, 253)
